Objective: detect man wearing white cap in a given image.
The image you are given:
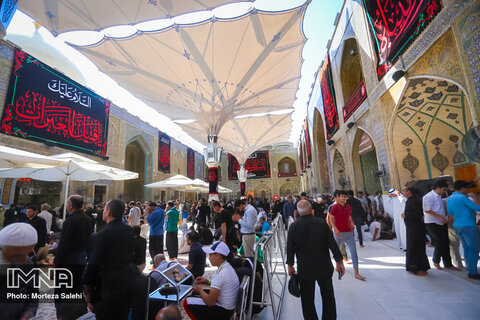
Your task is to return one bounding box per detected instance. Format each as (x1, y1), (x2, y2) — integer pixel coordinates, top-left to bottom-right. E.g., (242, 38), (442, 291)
(384, 188), (407, 250)
(0, 223), (39, 319)
(184, 241), (239, 320)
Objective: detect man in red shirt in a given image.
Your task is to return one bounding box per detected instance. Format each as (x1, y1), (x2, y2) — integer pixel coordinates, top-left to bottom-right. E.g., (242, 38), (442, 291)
(330, 190), (366, 281)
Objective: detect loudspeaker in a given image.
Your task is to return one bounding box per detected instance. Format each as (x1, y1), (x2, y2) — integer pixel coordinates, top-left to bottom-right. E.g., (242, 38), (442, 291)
(392, 70), (406, 82)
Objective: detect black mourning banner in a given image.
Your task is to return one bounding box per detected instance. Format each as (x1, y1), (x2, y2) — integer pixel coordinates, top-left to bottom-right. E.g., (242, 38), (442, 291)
(158, 131), (171, 173)
(187, 147), (195, 179)
(319, 53), (339, 140)
(0, 49), (110, 156)
(363, 0), (442, 79)
(228, 151), (271, 180)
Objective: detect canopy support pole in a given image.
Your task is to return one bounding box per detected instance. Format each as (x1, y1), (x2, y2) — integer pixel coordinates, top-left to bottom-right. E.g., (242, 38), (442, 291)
(237, 163), (248, 198)
(63, 174), (70, 220)
(203, 134), (222, 202)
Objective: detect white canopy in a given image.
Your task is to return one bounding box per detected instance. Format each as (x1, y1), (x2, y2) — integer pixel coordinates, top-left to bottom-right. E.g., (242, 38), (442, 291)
(0, 152), (138, 219)
(182, 112), (293, 164)
(144, 174), (205, 189)
(145, 175), (232, 193)
(0, 152), (138, 181)
(0, 145), (65, 168)
(189, 179), (232, 193)
(74, 3), (307, 163)
(18, 0), (252, 34)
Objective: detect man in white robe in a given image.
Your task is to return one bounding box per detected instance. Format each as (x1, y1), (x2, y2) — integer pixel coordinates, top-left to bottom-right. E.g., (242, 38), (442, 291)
(385, 189), (407, 250)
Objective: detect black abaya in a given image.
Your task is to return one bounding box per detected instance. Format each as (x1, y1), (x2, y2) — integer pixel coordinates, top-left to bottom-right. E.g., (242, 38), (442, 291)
(404, 195), (430, 273)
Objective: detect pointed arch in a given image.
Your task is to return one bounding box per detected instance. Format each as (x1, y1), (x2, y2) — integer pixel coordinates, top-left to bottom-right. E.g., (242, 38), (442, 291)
(125, 134), (153, 202)
(351, 128), (381, 194)
(278, 156), (297, 177)
(332, 149), (347, 190)
(279, 182), (298, 197)
(172, 150), (186, 176)
(253, 183), (272, 199)
(389, 76), (475, 187)
(313, 107), (331, 192)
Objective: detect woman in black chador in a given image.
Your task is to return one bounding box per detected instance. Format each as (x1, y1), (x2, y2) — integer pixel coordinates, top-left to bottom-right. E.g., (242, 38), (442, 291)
(402, 186), (430, 275)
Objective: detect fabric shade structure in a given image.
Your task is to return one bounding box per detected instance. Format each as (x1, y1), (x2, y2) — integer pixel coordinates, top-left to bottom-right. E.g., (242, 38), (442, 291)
(144, 175), (232, 193)
(183, 112), (292, 164)
(0, 152), (138, 219)
(0, 145), (65, 168)
(18, 0), (252, 34)
(144, 174), (205, 190)
(73, 3), (307, 162)
(188, 178), (232, 193)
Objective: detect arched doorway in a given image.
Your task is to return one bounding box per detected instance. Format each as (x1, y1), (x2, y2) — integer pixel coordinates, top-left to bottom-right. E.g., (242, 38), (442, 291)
(277, 157), (297, 177)
(279, 182), (298, 197)
(352, 130), (382, 194)
(332, 149), (348, 190)
(313, 108), (331, 192)
(125, 139), (147, 202)
(340, 38), (364, 104)
(253, 183), (272, 199)
(172, 151), (186, 176)
(391, 77), (475, 187)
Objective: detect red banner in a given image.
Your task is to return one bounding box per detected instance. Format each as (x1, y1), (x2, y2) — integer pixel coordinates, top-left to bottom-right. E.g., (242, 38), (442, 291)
(299, 142), (304, 172)
(343, 80), (367, 121)
(304, 119), (312, 165)
(319, 53), (339, 140)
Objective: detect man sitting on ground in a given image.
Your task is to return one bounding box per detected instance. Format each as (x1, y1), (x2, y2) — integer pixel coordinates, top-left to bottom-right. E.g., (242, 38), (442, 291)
(259, 217), (271, 235)
(185, 231), (206, 282)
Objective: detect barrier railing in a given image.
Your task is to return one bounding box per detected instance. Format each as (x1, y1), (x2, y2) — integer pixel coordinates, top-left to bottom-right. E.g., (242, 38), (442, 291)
(247, 216), (287, 320)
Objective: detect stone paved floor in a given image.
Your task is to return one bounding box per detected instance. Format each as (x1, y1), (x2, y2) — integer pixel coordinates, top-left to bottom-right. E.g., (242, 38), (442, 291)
(33, 230), (480, 319)
(255, 237), (480, 320)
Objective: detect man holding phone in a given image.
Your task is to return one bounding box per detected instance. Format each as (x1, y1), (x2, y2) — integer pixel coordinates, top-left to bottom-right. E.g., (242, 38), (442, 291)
(287, 200), (345, 320)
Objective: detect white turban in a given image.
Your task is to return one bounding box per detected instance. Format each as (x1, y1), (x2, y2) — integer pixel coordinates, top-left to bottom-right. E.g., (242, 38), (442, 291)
(0, 223), (38, 247)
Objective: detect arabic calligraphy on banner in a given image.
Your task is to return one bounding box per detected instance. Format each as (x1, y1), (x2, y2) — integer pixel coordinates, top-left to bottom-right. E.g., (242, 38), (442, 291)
(363, 0), (442, 79)
(187, 147), (195, 179)
(228, 151), (271, 180)
(0, 49), (110, 156)
(158, 131), (171, 173)
(319, 53), (339, 140)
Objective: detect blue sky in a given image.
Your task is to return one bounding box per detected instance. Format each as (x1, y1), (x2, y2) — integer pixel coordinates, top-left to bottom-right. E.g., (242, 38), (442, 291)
(6, 0), (343, 151)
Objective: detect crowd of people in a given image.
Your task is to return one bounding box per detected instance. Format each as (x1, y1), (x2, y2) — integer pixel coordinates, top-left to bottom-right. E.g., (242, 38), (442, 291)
(0, 176), (479, 320)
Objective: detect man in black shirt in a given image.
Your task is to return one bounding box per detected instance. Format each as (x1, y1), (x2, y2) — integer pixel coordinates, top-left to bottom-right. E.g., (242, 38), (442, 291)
(212, 201), (234, 250)
(186, 231), (206, 279)
(132, 225), (146, 273)
(287, 200), (344, 320)
(196, 199), (211, 227)
(54, 195), (92, 315)
(26, 205), (47, 253)
(311, 195), (326, 219)
(347, 190), (366, 247)
(83, 199), (136, 320)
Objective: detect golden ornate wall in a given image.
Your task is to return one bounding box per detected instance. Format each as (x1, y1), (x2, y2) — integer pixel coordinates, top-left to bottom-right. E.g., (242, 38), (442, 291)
(392, 77), (473, 186)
